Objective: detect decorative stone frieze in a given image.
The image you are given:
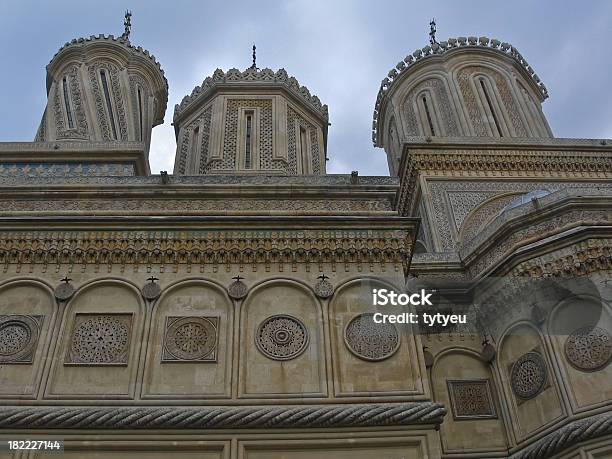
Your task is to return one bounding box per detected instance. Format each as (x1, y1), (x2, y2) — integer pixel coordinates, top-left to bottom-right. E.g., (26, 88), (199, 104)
(344, 313), (400, 361)
(255, 315), (309, 361)
(162, 316), (219, 362)
(65, 314), (132, 365)
(0, 315), (43, 364)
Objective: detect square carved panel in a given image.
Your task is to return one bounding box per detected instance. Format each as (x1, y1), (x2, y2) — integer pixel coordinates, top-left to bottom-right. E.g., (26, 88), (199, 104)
(162, 316), (219, 363)
(447, 379), (497, 420)
(64, 313), (133, 366)
(0, 315), (44, 364)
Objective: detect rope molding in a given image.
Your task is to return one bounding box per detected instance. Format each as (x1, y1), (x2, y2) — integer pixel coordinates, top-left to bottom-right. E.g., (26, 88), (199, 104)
(511, 413), (612, 459)
(0, 402), (446, 430)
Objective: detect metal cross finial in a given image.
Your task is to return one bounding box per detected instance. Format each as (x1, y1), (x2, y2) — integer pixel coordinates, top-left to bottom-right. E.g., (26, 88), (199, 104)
(250, 44), (257, 70)
(233, 275), (244, 282)
(60, 276), (72, 284)
(122, 10), (132, 41)
(429, 18), (437, 45)
(147, 276), (159, 283)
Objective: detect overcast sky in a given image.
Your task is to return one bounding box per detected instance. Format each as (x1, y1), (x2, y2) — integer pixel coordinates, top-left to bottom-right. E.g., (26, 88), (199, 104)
(1, 1), (611, 176)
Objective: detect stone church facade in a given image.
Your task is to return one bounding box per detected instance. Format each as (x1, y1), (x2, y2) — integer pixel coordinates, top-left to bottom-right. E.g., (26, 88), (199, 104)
(0, 18), (610, 459)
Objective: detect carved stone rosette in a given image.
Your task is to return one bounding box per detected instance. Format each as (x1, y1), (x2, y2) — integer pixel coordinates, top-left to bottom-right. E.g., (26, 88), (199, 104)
(54, 280), (75, 301)
(142, 279), (161, 301)
(510, 351), (547, 400)
(344, 313), (400, 361)
(228, 279), (248, 300)
(162, 316), (219, 362)
(65, 314), (132, 365)
(0, 315), (43, 364)
(313, 277), (334, 299)
(255, 315), (309, 361)
(565, 326), (612, 372)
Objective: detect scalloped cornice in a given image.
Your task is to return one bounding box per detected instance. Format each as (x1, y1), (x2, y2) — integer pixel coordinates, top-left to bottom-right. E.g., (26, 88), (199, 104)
(174, 67), (329, 122)
(372, 36), (549, 146)
(48, 35), (167, 90)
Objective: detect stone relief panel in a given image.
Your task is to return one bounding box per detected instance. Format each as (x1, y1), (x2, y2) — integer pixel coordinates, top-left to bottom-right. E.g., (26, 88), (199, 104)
(239, 281), (326, 398)
(45, 281), (143, 399)
(499, 324), (563, 439)
(447, 379), (497, 420)
(432, 351), (507, 452)
(213, 99), (274, 171)
(344, 313), (400, 361)
(65, 313), (132, 365)
(162, 316), (219, 362)
(255, 314), (309, 361)
(287, 105), (321, 174)
(549, 298), (612, 409)
(0, 315), (43, 364)
(87, 61), (128, 141)
(53, 66), (89, 140)
(176, 106), (212, 174)
(330, 279), (422, 397)
(427, 180), (612, 250)
(142, 281), (232, 399)
(0, 282), (55, 397)
(401, 78), (460, 136)
(457, 65), (527, 137)
(458, 193), (521, 244)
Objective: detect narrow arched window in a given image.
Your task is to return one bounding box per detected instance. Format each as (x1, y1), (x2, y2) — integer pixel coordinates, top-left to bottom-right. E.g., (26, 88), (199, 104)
(100, 69), (118, 140)
(137, 86), (144, 141)
(244, 112), (253, 169)
(422, 95), (436, 136)
(479, 78), (503, 137)
(62, 76), (75, 129)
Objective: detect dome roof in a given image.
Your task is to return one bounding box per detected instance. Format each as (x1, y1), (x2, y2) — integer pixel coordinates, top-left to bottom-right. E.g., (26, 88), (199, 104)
(174, 67), (328, 123)
(372, 36), (548, 145)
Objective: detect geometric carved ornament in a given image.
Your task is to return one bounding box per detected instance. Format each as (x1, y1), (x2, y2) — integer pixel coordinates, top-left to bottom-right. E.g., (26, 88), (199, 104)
(65, 314), (132, 365)
(162, 316), (219, 362)
(0, 315), (43, 364)
(447, 379), (497, 420)
(565, 326), (612, 372)
(510, 351), (548, 400)
(344, 313), (400, 361)
(255, 315), (309, 361)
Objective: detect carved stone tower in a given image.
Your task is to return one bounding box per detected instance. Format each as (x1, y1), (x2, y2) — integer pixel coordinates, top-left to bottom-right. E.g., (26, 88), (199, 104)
(373, 37), (553, 176)
(35, 14), (168, 157)
(172, 62), (328, 175)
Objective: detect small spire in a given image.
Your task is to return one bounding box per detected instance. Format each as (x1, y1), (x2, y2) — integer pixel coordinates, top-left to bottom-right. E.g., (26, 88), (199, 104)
(121, 10), (132, 41)
(250, 44), (257, 70)
(429, 18), (437, 45)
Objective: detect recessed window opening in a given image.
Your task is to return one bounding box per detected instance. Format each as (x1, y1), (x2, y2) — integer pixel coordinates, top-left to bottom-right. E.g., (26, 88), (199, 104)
(299, 126), (308, 173)
(480, 79), (503, 137)
(137, 87), (144, 141)
(422, 96), (436, 136)
(100, 70), (118, 140)
(245, 112), (253, 169)
(62, 77), (74, 129)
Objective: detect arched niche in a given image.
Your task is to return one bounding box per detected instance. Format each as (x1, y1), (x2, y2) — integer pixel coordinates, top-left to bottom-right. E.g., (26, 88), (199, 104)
(329, 277), (424, 397)
(548, 295), (612, 410)
(498, 322), (564, 440)
(458, 192), (522, 244)
(141, 278), (233, 399)
(431, 348), (507, 453)
(0, 279), (56, 398)
(238, 279), (326, 398)
(44, 278), (144, 399)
